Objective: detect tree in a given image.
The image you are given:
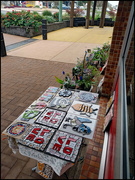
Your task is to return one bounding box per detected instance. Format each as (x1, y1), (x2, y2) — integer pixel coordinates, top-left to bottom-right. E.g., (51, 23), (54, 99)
(78, 1), (87, 6)
(96, 1), (103, 8)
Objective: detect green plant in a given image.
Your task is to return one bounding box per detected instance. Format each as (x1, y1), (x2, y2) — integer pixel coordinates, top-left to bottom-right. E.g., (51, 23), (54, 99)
(53, 12), (59, 21)
(42, 10), (52, 16)
(62, 13), (70, 20)
(90, 42), (110, 68)
(34, 5), (40, 8)
(33, 14), (43, 22)
(55, 43), (110, 91)
(1, 10), (42, 32)
(32, 11), (39, 15)
(43, 16), (56, 24)
(95, 12), (101, 20)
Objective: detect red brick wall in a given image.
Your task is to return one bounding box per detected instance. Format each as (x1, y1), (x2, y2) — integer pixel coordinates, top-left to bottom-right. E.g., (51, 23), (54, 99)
(102, 1), (133, 96)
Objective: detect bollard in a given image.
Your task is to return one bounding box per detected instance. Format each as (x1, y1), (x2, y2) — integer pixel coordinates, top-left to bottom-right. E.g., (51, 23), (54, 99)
(1, 30), (7, 57)
(42, 19), (47, 40)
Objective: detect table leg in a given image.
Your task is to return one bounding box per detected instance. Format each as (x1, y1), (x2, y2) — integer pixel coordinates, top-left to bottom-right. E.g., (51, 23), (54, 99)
(64, 172), (69, 179)
(32, 166), (37, 172)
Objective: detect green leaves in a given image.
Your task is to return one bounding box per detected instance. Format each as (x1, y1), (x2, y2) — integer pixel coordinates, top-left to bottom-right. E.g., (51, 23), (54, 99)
(55, 76), (64, 84)
(43, 16), (56, 24)
(1, 10), (43, 31)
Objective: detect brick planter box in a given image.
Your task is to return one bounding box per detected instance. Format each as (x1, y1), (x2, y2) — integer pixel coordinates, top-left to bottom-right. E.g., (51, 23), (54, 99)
(1, 20), (70, 38)
(47, 20), (70, 32)
(1, 26), (42, 38)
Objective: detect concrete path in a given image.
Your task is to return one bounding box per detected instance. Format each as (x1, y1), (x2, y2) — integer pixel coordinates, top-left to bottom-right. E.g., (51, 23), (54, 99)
(3, 33), (29, 46)
(5, 26), (113, 64)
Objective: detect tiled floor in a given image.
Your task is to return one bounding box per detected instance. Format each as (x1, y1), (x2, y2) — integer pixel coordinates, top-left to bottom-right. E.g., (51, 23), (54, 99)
(1, 55), (108, 179)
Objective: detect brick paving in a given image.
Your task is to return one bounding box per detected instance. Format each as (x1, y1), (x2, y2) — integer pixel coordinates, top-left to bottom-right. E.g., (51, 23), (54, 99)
(1, 55), (108, 179)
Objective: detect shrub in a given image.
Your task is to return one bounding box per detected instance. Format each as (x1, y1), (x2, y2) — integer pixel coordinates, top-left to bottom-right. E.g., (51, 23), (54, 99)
(43, 16), (56, 24)
(1, 10), (42, 32)
(62, 13), (70, 21)
(34, 5), (40, 8)
(66, 8), (85, 17)
(32, 11), (39, 15)
(42, 10), (52, 16)
(95, 13), (101, 20)
(53, 12), (59, 21)
(33, 14), (43, 21)
(107, 10), (116, 21)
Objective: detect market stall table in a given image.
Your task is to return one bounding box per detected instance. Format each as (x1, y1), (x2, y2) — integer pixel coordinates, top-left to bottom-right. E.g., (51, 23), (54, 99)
(2, 87), (100, 179)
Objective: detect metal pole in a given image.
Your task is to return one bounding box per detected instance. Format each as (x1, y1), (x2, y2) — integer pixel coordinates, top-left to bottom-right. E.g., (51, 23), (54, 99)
(42, 19), (47, 40)
(59, 1), (62, 22)
(1, 30), (7, 57)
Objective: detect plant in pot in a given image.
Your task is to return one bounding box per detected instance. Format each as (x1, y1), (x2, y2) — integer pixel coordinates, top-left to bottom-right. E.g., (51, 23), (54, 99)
(55, 72), (76, 90)
(76, 64), (99, 91)
(90, 47), (101, 68)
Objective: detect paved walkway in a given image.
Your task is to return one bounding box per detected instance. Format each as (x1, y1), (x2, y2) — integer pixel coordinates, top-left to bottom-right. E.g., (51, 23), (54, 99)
(1, 26), (112, 179)
(5, 26), (113, 64)
(1, 55), (108, 179)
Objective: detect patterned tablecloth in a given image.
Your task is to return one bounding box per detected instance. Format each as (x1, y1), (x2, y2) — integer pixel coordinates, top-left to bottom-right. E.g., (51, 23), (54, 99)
(8, 137), (74, 176)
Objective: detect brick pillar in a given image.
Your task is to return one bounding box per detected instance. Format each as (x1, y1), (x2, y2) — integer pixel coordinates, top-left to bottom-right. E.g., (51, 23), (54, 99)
(102, 1), (133, 96)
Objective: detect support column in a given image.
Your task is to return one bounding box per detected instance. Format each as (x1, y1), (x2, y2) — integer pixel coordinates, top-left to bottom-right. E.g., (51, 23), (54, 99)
(99, 1), (108, 28)
(91, 1), (97, 26)
(70, 1), (74, 27)
(85, 1), (91, 29)
(59, 1), (62, 22)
